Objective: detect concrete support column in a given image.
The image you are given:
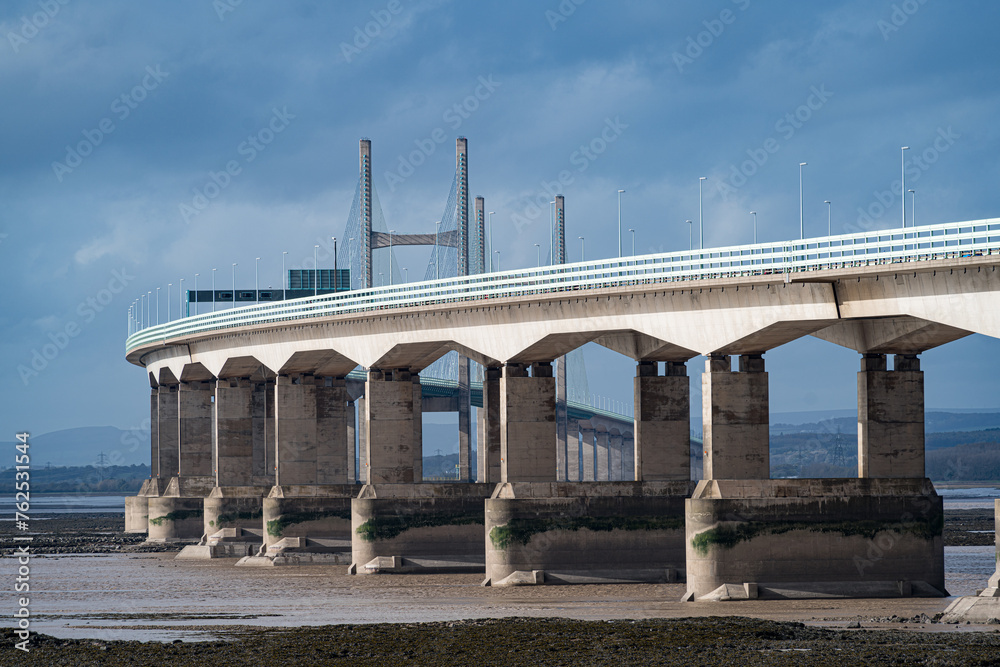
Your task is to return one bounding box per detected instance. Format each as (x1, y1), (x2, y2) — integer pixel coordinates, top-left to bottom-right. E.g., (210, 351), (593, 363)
(365, 369), (418, 484)
(622, 433), (635, 481)
(595, 426), (610, 480)
(178, 381), (214, 477)
(609, 430), (624, 480)
(156, 383), (179, 477)
(458, 357), (471, 481)
(580, 422), (596, 481)
(500, 362), (556, 482)
(274, 373), (318, 485)
(347, 400), (357, 484)
(858, 353), (925, 478)
(357, 395), (368, 483)
(556, 354), (568, 481)
(215, 378), (253, 486)
(150, 387), (159, 478)
(567, 418), (581, 481)
(412, 373), (423, 482)
(702, 354), (769, 480)
(316, 377), (350, 484)
(478, 365), (502, 483)
(251, 379), (274, 483)
(634, 361), (691, 481)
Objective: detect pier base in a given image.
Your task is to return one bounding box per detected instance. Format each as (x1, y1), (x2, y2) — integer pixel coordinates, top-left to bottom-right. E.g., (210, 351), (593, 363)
(125, 477), (169, 533)
(350, 483), (494, 574)
(684, 478), (946, 601)
(145, 476), (215, 543)
(483, 481), (693, 586)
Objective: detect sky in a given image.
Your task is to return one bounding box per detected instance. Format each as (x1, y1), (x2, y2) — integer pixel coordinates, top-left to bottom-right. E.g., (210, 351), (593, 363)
(2, 0), (1000, 447)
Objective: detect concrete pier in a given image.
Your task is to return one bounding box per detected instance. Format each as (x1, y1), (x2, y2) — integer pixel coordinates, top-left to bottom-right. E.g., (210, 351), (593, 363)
(366, 369), (418, 484)
(702, 354), (769, 480)
(350, 483), (493, 574)
(484, 481), (692, 586)
(858, 354), (925, 478)
(500, 362), (556, 482)
(634, 361), (690, 482)
(580, 421), (596, 481)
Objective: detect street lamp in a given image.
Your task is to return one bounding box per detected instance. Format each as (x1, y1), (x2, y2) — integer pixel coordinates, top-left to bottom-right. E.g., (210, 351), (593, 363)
(823, 200), (831, 237)
(629, 228), (635, 255)
(534, 243), (540, 268)
(388, 230), (395, 285)
(232, 263), (237, 307)
(332, 237), (338, 290)
(901, 146), (910, 228)
(798, 163), (807, 239)
(403, 267), (408, 282)
(908, 189), (916, 227)
(212, 268), (217, 312)
(379, 272), (383, 286)
(282, 251), (287, 300)
(435, 221), (442, 279)
(487, 212), (496, 271)
(254, 258), (260, 304)
(617, 189), (626, 257)
(750, 211), (757, 244)
(578, 236), (585, 261)
(685, 220), (692, 252)
(179, 278), (184, 318)
(140, 294), (145, 329)
(194, 274), (198, 316)
(698, 178), (706, 249)
(155, 287), (160, 325)
(494, 250), (501, 271)
(313, 245), (319, 295)
(167, 283), (172, 321)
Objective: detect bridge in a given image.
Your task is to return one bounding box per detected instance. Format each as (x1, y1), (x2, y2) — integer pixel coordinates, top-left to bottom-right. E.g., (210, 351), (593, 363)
(124, 139), (1000, 602)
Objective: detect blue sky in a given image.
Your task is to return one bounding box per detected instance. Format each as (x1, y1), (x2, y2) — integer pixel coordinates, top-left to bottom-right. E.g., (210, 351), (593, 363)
(2, 0), (999, 444)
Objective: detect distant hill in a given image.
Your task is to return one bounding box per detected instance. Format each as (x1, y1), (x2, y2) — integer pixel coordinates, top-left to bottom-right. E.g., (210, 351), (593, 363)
(771, 411), (1000, 435)
(0, 464), (150, 493)
(0, 426), (149, 468)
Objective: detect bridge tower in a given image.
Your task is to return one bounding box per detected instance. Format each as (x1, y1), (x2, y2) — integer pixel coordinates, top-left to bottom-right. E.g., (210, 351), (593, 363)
(554, 195), (566, 265)
(360, 139), (373, 289)
(474, 196), (486, 274)
(456, 137), (470, 276)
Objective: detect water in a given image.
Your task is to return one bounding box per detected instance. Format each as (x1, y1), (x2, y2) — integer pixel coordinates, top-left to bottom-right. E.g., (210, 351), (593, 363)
(937, 487), (1000, 510)
(2, 493), (127, 519)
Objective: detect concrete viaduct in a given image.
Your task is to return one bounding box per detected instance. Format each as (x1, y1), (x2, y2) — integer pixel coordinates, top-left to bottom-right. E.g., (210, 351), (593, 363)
(125, 162), (1000, 599)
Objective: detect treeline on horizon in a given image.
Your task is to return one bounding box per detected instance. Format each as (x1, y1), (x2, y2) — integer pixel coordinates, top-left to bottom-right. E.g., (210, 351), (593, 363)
(0, 464), (150, 493)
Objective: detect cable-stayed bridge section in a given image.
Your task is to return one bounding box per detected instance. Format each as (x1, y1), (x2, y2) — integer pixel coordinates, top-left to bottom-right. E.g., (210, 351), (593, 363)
(124, 139), (1000, 598)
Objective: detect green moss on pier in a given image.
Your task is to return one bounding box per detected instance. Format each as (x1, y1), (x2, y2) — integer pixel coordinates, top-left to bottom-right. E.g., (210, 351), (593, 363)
(266, 510), (352, 538)
(148, 509), (203, 526)
(355, 513), (484, 543)
(489, 515), (685, 550)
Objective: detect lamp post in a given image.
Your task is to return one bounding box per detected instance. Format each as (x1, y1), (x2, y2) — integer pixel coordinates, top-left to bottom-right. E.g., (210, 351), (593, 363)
(799, 162), (807, 239)
(140, 294), (145, 329)
(232, 264), (237, 307)
(908, 189), (915, 227)
(179, 278), (184, 318)
(750, 211), (757, 244)
(494, 250), (501, 271)
(194, 274), (198, 316)
(379, 272), (383, 287)
(488, 211), (495, 271)
(348, 239), (355, 289)
(281, 251), (287, 300)
(698, 177), (706, 249)
(578, 236), (585, 261)
(901, 146), (909, 228)
(617, 189), (625, 257)
(155, 287), (160, 325)
(167, 283), (171, 321)
(212, 268), (217, 312)
(685, 220), (692, 252)
(629, 228), (635, 255)
(254, 258), (260, 304)
(332, 237), (338, 290)
(388, 230), (395, 285)
(403, 267), (408, 282)
(534, 243), (540, 268)
(313, 245), (319, 296)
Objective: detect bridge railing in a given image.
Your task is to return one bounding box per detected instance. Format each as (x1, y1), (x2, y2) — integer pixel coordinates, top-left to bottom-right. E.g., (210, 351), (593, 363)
(127, 218), (1000, 352)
